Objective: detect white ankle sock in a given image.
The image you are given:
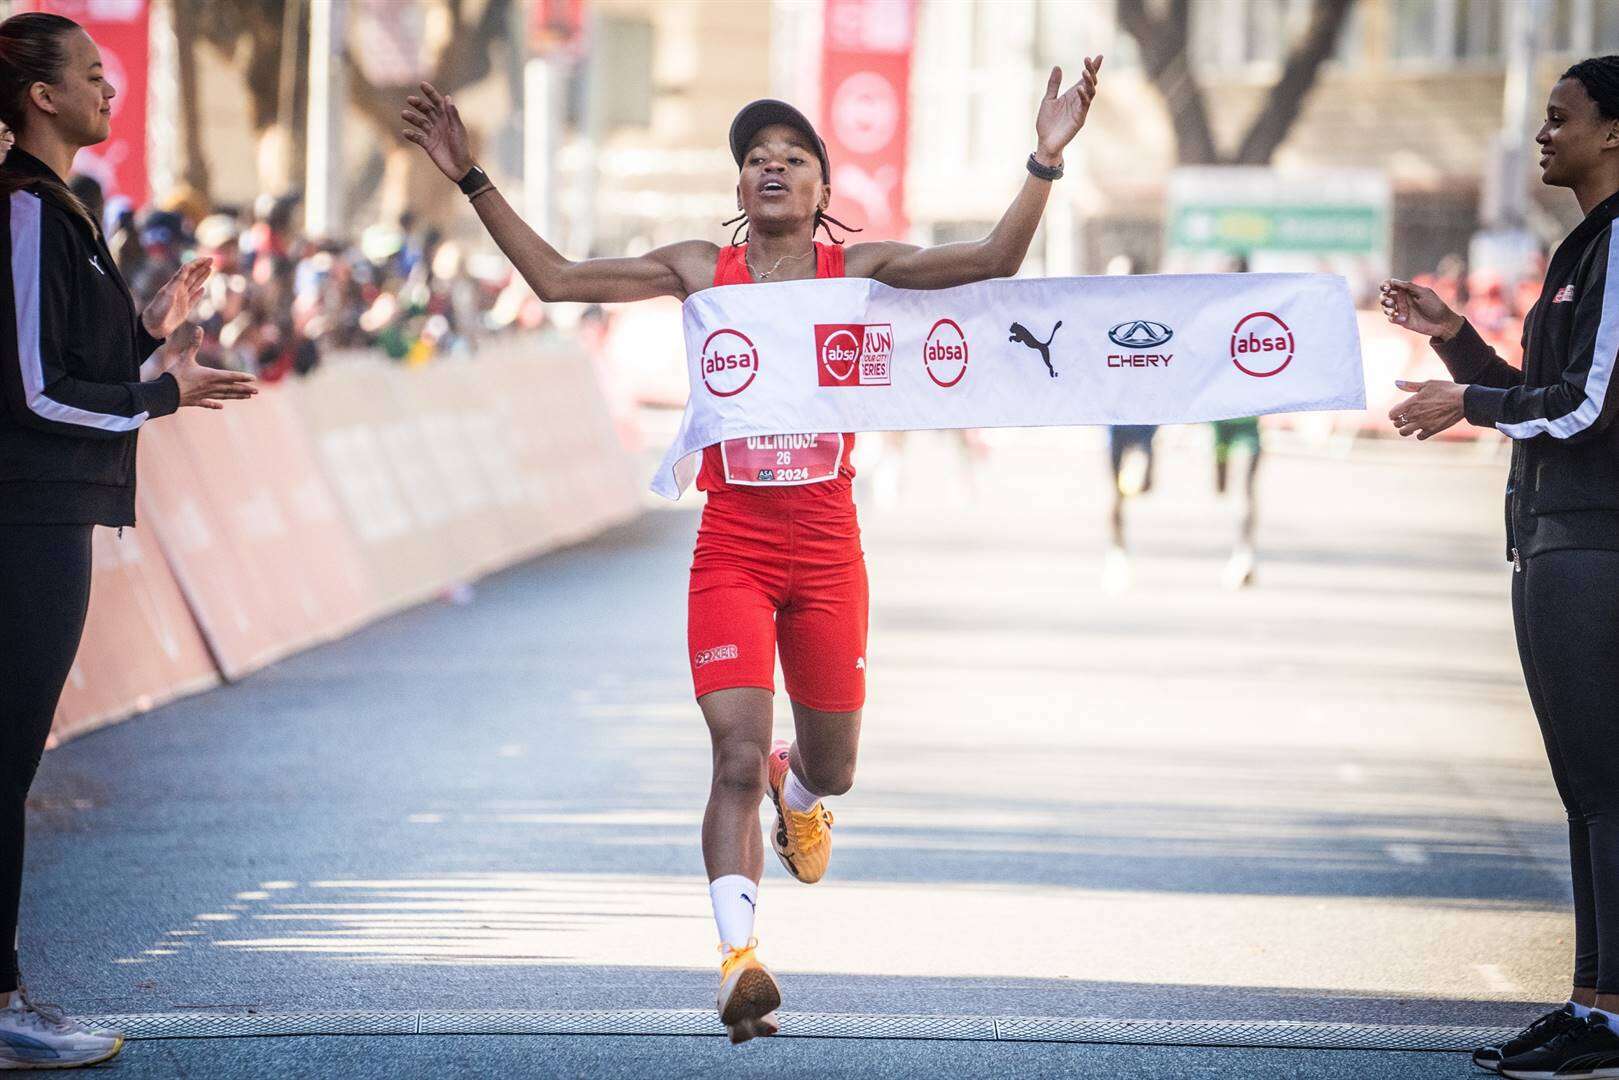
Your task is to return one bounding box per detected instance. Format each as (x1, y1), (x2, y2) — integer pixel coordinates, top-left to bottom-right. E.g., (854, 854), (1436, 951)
(709, 875), (759, 952)
(783, 767), (824, 813)
(1594, 1007), (1619, 1028)
(1572, 1000), (1594, 1018)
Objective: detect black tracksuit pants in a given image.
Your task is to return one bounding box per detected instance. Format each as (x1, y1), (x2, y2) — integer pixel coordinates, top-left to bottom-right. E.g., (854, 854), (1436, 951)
(1514, 548), (1619, 993)
(0, 523), (92, 994)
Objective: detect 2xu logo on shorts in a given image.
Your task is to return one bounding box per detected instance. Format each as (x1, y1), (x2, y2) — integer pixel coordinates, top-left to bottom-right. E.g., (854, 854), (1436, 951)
(1231, 311), (1294, 377)
(816, 323), (892, 387)
(694, 644), (739, 666)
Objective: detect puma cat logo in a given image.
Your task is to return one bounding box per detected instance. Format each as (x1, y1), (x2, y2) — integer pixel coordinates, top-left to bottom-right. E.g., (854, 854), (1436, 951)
(1009, 320), (1062, 377)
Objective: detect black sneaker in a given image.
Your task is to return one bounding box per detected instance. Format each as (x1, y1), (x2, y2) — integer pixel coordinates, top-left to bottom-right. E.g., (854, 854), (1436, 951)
(1475, 1006), (1583, 1072)
(1501, 1015), (1619, 1079)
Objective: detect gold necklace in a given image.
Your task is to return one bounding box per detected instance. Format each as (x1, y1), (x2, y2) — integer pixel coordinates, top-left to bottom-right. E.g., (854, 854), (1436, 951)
(747, 246), (813, 280)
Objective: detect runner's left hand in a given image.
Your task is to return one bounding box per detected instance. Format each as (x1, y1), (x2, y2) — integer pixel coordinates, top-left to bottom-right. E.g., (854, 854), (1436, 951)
(1034, 56), (1103, 165)
(1389, 379), (1466, 440)
(141, 258), (212, 340)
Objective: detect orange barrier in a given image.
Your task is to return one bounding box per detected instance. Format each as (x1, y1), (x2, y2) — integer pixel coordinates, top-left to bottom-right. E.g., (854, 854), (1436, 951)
(50, 525), (218, 745)
(51, 336), (641, 742)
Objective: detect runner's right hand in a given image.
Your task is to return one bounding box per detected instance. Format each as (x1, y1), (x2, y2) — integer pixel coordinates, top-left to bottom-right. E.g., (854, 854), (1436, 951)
(400, 81), (474, 184)
(1380, 278), (1464, 341)
(166, 328), (257, 410)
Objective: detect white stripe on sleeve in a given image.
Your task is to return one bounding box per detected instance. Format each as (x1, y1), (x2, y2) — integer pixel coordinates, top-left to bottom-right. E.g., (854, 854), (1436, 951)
(1499, 227), (1619, 440)
(10, 191), (147, 432)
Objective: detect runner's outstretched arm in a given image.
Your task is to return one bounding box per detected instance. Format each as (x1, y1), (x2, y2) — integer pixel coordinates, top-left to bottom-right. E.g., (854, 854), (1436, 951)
(846, 57), (1102, 291)
(401, 82), (715, 303)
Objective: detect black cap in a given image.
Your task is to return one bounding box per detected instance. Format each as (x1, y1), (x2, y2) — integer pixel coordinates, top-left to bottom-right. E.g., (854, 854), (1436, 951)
(728, 99), (830, 181)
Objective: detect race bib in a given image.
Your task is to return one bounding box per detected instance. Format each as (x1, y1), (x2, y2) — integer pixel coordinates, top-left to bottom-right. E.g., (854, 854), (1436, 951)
(720, 433), (844, 486)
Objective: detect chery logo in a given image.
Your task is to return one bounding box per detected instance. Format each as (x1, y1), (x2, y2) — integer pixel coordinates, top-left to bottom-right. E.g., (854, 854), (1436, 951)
(923, 318), (969, 388)
(700, 328), (758, 397)
(1230, 312), (1294, 378)
(815, 323), (893, 387)
(1108, 320), (1174, 349)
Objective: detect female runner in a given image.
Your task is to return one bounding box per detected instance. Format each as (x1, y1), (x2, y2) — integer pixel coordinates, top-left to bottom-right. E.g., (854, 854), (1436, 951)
(1383, 55), (1619, 1080)
(0, 12), (255, 1070)
(401, 57), (1100, 1042)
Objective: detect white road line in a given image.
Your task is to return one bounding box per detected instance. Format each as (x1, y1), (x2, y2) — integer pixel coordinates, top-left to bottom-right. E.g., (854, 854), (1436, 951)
(1475, 964), (1520, 993)
(1384, 843), (1429, 865)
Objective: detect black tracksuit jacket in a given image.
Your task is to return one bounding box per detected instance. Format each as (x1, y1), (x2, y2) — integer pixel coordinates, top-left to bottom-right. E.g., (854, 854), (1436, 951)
(0, 148), (175, 527)
(1434, 189), (1619, 561)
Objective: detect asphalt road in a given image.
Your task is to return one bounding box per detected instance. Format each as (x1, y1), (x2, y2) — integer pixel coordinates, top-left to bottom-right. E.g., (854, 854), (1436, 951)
(19, 427), (1564, 1078)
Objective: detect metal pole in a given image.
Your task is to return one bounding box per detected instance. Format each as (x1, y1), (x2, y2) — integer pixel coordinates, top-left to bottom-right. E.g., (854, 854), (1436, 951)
(306, 0), (347, 238)
(1490, 0), (1545, 231)
(1472, 0), (1545, 285)
(524, 58), (562, 239)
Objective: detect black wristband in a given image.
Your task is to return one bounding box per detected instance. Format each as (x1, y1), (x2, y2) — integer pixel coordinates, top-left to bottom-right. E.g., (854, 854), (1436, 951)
(457, 164), (491, 196)
(1026, 153), (1064, 181)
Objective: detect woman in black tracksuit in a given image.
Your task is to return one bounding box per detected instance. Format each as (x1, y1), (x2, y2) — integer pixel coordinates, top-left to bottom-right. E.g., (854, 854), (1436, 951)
(1384, 56), (1619, 1080)
(0, 12), (253, 1069)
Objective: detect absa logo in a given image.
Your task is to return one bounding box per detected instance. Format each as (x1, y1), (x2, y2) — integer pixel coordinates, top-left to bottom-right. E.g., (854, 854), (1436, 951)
(700, 328), (759, 397)
(923, 319), (969, 388)
(1230, 312), (1294, 378)
(820, 328), (862, 383)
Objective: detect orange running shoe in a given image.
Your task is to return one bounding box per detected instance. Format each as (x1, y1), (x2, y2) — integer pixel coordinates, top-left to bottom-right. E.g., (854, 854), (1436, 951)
(767, 740), (835, 884)
(716, 940), (781, 1043)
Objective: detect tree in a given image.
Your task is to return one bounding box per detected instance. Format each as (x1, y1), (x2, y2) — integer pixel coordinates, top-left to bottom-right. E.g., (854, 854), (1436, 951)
(179, 0), (309, 198)
(1115, 0), (1357, 166)
(340, 0), (515, 226)
(174, 0), (512, 225)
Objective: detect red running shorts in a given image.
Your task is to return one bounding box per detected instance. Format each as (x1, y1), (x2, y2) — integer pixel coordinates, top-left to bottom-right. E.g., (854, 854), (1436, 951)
(687, 489), (868, 713)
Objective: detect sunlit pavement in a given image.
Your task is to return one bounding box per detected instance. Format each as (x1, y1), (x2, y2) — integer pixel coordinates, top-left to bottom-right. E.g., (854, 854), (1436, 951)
(23, 425), (1561, 1077)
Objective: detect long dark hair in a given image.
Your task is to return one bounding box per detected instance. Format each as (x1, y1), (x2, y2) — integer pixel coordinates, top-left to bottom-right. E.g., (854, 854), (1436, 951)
(1563, 56), (1619, 120)
(0, 12), (97, 231)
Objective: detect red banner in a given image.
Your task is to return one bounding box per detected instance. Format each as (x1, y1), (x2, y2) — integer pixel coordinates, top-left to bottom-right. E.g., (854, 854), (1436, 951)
(19, 0), (149, 205)
(819, 0), (915, 243)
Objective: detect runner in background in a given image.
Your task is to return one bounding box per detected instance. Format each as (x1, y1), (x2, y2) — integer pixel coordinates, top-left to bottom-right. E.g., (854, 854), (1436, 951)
(401, 57), (1101, 1042)
(1101, 256), (1155, 592)
(1213, 255), (1261, 590)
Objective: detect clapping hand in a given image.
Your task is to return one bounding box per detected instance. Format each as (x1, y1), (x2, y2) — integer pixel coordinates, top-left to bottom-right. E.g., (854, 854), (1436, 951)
(1389, 379), (1466, 440)
(1379, 278), (1464, 341)
(165, 326), (257, 410)
(141, 258), (212, 340)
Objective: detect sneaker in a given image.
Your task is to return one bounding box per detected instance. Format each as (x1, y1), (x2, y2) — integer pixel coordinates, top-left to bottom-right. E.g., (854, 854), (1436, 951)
(716, 941), (781, 1044)
(1501, 1015), (1619, 1078)
(767, 741), (834, 884)
(1101, 545), (1133, 594)
(1222, 546), (1256, 590)
(0, 987), (124, 1070)
(1475, 1006), (1582, 1072)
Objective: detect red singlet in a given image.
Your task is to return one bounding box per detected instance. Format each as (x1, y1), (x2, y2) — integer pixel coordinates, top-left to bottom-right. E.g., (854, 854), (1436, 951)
(686, 242), (868, 712)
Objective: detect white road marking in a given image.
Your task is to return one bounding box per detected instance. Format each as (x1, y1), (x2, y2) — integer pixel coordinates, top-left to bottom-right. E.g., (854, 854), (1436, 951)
(1475, 964), (1520, 993)
(1384, 844), (1429, 865)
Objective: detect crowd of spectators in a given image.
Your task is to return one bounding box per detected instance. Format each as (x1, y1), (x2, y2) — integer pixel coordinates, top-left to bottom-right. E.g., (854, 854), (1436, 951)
(70, 174), (548, 382)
